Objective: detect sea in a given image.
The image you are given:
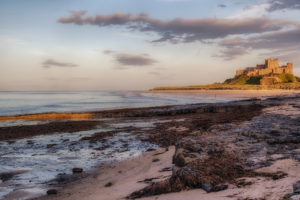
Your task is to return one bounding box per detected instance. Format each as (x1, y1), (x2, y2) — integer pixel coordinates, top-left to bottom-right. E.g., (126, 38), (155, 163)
(0, 91), (243, 116)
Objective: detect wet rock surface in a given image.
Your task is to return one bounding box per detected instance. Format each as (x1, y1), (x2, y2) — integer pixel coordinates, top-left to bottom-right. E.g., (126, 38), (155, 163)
(0, 120), (103, 141)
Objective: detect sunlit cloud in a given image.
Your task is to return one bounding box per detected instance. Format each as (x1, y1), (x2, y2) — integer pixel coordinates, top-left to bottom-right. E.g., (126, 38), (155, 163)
(58, 11), (298, 43)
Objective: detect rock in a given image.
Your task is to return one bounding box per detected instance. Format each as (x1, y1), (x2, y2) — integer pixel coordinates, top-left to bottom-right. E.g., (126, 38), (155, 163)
(201, 183), (228, 192)
(27, 140), (34, 145)
(72, 168), (83, 174)
(290, 194), (300, 200)
(293, 180), (300, 194)
(146, 148), (156, 152)
(272, 171), (287, 180)
(47, 189), (57, 195)
(212, 184), (228, 192)
(105, 182), (113, 187)
(47, 143), (56, 148)
(202, 183), (213, 192)
(7, 140), (15, 144)
(172, 148), (186, 167)
(0, 172), (15, 182)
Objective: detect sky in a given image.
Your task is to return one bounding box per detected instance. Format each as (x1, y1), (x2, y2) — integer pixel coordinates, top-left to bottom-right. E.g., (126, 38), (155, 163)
(0, 0), (300, 91)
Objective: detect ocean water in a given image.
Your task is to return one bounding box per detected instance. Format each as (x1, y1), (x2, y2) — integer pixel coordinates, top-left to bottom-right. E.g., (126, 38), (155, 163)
(0, 91), (240, 116)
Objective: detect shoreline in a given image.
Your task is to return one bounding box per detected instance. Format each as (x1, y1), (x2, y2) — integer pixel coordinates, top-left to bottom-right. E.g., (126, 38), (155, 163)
(1, 89), (299, 121)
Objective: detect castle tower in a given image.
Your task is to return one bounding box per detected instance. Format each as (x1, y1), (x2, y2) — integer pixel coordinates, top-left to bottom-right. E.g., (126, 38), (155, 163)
(265, 58), (279, 73)
(286, 62), (293, 74)
(266, 58), (279, 69)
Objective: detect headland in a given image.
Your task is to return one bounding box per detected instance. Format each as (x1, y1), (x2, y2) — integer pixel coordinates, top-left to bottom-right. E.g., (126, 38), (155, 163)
(152, 58), (300, 91)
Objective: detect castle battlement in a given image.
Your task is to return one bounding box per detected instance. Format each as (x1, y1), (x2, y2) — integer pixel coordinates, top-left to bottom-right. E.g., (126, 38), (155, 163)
(236, 58), (293, 77)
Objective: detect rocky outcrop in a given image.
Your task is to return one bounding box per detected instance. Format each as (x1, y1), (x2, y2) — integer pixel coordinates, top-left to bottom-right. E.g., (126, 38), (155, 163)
(129, 96), (300, 199)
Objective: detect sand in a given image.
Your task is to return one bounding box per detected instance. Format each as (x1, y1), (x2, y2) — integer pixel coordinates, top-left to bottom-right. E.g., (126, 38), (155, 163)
(41, 147), (300, 200)
(41, 147), (175, 200)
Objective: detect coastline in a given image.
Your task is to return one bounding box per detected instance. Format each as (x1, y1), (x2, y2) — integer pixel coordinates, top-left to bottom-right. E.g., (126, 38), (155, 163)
(1, 89), (299, 121)
(1, 92), (300, 200)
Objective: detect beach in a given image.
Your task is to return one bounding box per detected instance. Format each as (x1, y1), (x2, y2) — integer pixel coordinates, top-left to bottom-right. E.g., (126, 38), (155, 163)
(0, 91), (300, 200)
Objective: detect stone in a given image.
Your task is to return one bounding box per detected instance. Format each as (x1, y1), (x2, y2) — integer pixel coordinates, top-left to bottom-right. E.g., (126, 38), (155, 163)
(212, 184), (228, 192)
(172, 148), (186, 167)
(47, 189), (57, 195)
(105, 182), (113, 187)
(72, 168), (83, 174)
(47, 143), (57, 148)
(202, 183), (213, 192)
(290, 194), (300, 200)
(293, 180), (300, 194)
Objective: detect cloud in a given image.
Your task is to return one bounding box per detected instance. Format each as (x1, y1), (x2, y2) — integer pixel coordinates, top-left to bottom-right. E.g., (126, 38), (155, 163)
(58, 11), (298, 43)
(103, 50), (115, 55)
(214, 47), (250, 60)
(243, 0), (300, 14)
(103, 50), (158, 68)
(267, 0), (300, 12)
(231, 3), (270, 18)
(218, 28), (300, 60)
(218, 4), (227, 8)
(115, 53), (157, 66)
(42, 59), (79, 68)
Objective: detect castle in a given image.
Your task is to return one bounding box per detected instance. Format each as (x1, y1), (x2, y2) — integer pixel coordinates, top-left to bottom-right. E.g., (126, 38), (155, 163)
(236, 58), (293, 77)
(235, 58), (294, 85)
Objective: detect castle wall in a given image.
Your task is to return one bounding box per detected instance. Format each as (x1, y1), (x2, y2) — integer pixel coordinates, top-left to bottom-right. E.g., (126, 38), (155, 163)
(236, 58), (294, 77)
(257, 68), (272, 75)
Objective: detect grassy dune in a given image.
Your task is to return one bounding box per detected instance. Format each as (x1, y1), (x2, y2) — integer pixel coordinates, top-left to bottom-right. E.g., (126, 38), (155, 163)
(151, 82), (300, 91)
(152, 74), (300, 91)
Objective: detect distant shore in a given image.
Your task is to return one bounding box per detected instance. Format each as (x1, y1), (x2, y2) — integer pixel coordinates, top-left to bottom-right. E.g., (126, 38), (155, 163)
(151, 82), (300, 91)
(1, 89), (299, 122)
